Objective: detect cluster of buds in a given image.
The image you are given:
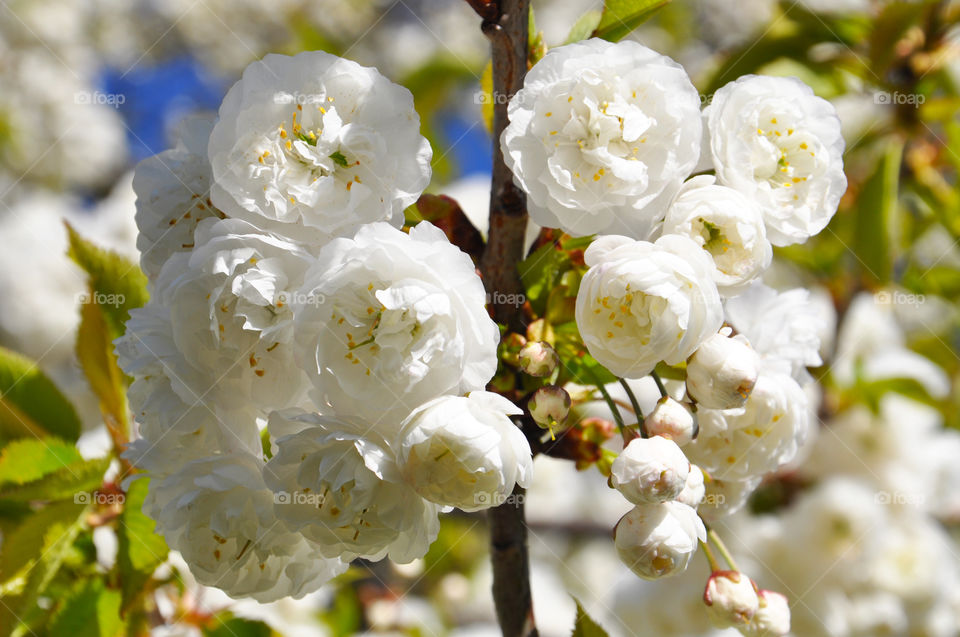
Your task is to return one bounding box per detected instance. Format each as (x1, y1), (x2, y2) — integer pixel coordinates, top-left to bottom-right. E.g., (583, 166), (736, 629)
(703, 570), (790, 636)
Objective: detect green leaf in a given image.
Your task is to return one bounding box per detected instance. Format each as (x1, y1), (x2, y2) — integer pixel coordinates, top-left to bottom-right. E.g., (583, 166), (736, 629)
(329, 150), (349, 167)
(593, 0), (671, 42)
(116, 478), (168, 612)
(0, 500), (85, 587)
(48, 579), (123, 637)
(0, 456), (110, 503)
(0, 346), (82, 443)
(519, 243), (569, 316)
(854, 140), (903, 284)
(204, 617), (272, 637)
(65, 221), (148, 340)
(0, 438), (81, 487)
(571, 598), (610, 637)
(76, 290), (129, 437)
(565, 10), (603, 44)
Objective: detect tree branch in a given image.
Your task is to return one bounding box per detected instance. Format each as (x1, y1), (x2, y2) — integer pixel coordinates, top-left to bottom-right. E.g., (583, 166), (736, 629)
(475, 1), (536, 636)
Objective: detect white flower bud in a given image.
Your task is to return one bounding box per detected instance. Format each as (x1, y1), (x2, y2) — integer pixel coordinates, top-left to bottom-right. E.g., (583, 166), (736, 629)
(744, 589), (790, 636)
(528, 386), (570, 430)
(686, 331), (760, 409)
(677, 464), (706, 508)
(703, 571), (759, 628)
(398, 392), (532, 512)
(643, 396), (698, 445)
(518, 341), (559, 377)
(611, 436), (690, 504)
(614, 501), (705, 580)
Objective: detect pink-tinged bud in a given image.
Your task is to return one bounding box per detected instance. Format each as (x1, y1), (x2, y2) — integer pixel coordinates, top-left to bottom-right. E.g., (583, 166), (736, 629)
(744, 590), (790, 636)
(528, 386), (570, 431)
(686, 331), (759, 409)
(518, 341), (559, 377)
(703, 570), (759, 628)
(643, 396), (698, 445)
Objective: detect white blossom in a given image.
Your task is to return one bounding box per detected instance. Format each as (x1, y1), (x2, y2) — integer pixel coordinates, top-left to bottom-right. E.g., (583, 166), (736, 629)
(614, 501), (706, 579)
(703, 74), (847, 246)
(292, 222), (499, 428)
(744, 589), (791, 636)
(677, 465), (706, 508)
(575, 234), (723, 378)
(686, 329), (760, 409)
(263, 410), (440, 563)
(661, 175), (772, 295)
(687, 370), (811, 481)
(153, 218), (314, 414)
(133, 114), (223, 279)
(144, 454), (347, 602)
(501, 38), (702, 239)
(611, 436), (690, 504)
(398, 392), (532, 512)
(208, 51), (432, 243)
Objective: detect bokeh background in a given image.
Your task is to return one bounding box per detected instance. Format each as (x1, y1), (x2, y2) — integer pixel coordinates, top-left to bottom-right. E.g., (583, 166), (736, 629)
(1, 0), (959, 635)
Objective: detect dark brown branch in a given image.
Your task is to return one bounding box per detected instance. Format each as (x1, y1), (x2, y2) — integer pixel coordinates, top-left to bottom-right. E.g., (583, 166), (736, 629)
(474, 1), (535, 636)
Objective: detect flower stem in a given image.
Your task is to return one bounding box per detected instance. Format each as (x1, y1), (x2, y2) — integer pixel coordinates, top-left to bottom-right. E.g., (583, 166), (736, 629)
(700, 540), (721, 572)
(651, 369), (668, 398)
(618, 378), (646, 437)
(708, 528), (740, 572)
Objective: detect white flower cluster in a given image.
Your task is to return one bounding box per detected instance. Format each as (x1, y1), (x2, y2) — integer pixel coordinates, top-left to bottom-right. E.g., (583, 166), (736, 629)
(507, 38), (836, 511)
(119, 51), (532, 602)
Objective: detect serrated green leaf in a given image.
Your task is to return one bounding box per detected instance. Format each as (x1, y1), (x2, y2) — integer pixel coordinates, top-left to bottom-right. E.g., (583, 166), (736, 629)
(117, 478), (168, 612)
(565, 10), (603, 44)
(571, 598), (610, 637)
(76, 290), (129, 438)
(0, 438), (81, 487)
(65, 221), (148, 340)
(0, 346), (82, 443)
(48, 579), (123, 637)
(204, 616), (272, 637)
(854, 140), (903, 284)
(593, 0), (671, 42)
(0, 456), (110, 503)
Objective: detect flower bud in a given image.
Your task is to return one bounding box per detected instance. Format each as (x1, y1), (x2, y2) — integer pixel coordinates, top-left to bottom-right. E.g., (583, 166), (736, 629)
(686, 331), (760, 409)
(614, 501), (705, 580)
(643, 396), (698, 445)
(703, 571), (759, 628)
(499, 332), (527, 367)
(677, 464), (705, 508)
(744, 590), (790, 636)
(518, 341), (559, 377)
(528, 386), (570, 433)
(611, 436), (690, 504)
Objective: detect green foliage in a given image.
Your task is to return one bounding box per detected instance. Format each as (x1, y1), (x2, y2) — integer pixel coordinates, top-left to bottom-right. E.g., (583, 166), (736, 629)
(571, 598), (610, 637)
(593, 0), (672, 42)
(65, 221), (148, 340)
(565, 11), (603, 44)
(854, 141), (903, 284)
(0, 346), (82, 443)
(0, 456), (110, 503)
(204, 617), (274, 637)
(48, 579), (124, 637)
(117, 478), (169, 612)
(0, 437), (81, 486)
(76, 292), (129, 437)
